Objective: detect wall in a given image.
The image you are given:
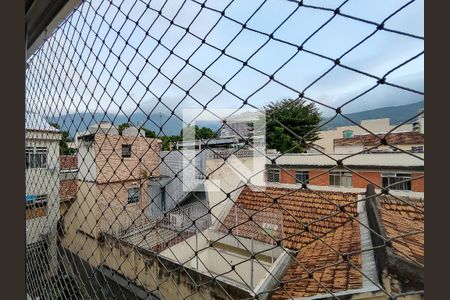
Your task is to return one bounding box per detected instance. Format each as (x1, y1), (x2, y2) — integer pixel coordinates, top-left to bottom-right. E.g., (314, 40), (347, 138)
(25, 131), (60, 243)
(274, 168), (424, 193)
(94, 133), (161, 183)
(62, 181), (101, 266)
(99, 234), (251, 300)
(97, 179), (149, 233)
(25, 130), (61, 276)
(77, 138), (96, 182)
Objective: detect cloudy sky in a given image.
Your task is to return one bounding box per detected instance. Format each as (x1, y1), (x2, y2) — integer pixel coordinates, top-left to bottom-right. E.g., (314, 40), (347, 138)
(26, 0), (424, 122)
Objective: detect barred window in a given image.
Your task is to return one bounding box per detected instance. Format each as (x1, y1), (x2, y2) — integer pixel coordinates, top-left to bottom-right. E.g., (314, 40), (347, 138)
(330, 171), (352, 188)
(267, 169), (280, 183)
(382, 173), (412, 191)
(295, 170), (309, 184)
(26, 146), (47, 168)
(122, 144), (132, 158)
(127, 187), (140, 204)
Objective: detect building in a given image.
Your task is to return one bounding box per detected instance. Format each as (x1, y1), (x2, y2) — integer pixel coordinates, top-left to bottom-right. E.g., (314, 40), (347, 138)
(61, 123), (161, 265)
(265, 153), (424, 194)
(25, 112), (62, 294)
(412, 109), (424, 134)
(93, 184), (423, 300)
(59, 155), (78, 216)
(316, 118), (413, 153)
(333, 132), (424, 154)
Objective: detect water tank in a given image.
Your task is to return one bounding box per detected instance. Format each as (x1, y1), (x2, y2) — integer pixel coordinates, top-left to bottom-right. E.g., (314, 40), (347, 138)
(342, 130), (354, 138)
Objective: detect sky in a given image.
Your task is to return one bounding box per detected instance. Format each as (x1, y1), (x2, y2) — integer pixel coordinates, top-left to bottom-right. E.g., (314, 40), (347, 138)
(26, 0), (424, 123)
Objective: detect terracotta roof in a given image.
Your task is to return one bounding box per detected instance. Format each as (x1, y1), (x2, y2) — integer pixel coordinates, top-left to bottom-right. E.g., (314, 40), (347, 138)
(60, 155), (78, 170)
(220, 186), (363, 298)
(221, 186), (359, 250)
(378, 195), (424, 267)
(272, 220), (362, 299)
(334, 132), (424, 147)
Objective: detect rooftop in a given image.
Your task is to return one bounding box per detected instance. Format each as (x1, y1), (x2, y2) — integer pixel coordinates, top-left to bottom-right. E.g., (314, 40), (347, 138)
(334, 132), (424, 147)
(377, 195), (424, 267)
(268, 153), (424, 170)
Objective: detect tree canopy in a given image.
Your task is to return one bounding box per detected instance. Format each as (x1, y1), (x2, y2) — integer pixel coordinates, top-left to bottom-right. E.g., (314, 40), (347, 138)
(265, 98), (321, 153)
(49, 122), (76, 155)
(180, 125), (218, 140)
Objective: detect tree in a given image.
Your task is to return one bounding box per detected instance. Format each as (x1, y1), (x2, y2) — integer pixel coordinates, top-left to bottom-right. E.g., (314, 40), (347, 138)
(118, 123), (131, 135)
(119, 122), (156, 138)
(49, 122), (76, 155)
(265, 98), (321, 153)
(180, 125), (218, 140)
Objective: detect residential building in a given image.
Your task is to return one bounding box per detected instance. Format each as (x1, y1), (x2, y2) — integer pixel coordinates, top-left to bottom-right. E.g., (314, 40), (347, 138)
(412, 109), (424, 134)
(92, 184), (423, 300)
(333, 132), (424, 154)
(265, 153), (424, 194)
(25, 112), (62, 290)
(61, 123), (161, 265)
(317, 118), (413, 153)
(59, 155), (78, 216)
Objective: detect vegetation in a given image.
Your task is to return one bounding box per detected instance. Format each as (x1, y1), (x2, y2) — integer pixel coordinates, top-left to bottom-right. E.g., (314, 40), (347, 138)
(265, 98), (321, 153)
(49, 123), (76, 155)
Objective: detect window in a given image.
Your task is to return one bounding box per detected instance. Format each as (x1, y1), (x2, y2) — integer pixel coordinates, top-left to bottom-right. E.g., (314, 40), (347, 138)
(26, 194), (48, 209)
(127, 187), (140, 204)
(382, 173), (412, 190)
(26, 146), (47, 168)
(267, 169), (280, 182)
(26, 194), (48, 219)
(295, 170), (309, 184)
(122, 144), (132, 158)
(329, 171), (352, 187)
(411, 146), (424, 153)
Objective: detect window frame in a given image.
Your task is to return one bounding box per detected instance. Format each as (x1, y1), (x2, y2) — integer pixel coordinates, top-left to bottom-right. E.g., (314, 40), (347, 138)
(329, 171), (352, 188)
(381, 173), (412, 191)
(127, 187), (140, 204)
(122, 144), (132, 158)
(295, 170), (309, 184)
(267, 168), (280, 183)
(26, 146), (48, 169)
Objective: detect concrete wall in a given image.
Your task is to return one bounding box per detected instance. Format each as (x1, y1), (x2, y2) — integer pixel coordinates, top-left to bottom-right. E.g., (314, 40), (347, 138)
(334, 144), (424, 154)
(62, 181), (101, 266)
(25, 131), (60, 243)
(99, 234), (251, 300)
(77, 138), (96, 182)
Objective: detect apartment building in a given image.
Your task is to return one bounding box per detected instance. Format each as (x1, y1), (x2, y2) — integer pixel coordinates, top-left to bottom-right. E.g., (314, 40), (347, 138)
(333, 131), (424, 154)
(62, 122), (161, 265)
(265, 153), (424, 194)
(25, 112), (62, 286)
(316, 118), (413, 153)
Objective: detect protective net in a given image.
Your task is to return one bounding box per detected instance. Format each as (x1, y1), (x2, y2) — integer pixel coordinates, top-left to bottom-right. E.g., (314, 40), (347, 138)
(25, 0), (424, 299)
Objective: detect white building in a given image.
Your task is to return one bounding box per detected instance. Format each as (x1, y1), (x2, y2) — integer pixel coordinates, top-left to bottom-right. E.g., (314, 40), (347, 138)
(316, 118), (413, 153)
(25, 112), (61, 277)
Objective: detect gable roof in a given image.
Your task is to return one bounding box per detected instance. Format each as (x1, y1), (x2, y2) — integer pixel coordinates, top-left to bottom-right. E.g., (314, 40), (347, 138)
(221, 186), (359, 250)
(377, 195), (424, 267)
(334, 132), (424, 147)
(272, 220), (362, 299)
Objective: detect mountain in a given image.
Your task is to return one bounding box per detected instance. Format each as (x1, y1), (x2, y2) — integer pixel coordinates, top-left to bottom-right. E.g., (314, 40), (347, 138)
(50, 101), (424, 137)
(49, 112), (183, 137)
(48, 111), (222, 137)
(320, 101), (424, 130)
